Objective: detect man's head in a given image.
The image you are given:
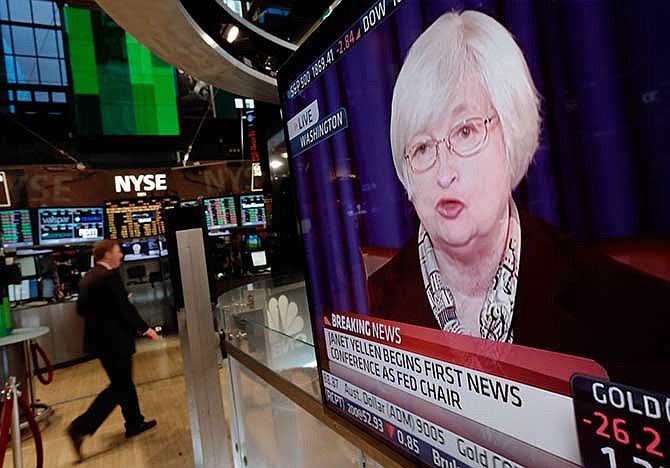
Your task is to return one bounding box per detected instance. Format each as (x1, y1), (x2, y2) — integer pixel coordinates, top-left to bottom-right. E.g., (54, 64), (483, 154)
(93, 239), (123, 269)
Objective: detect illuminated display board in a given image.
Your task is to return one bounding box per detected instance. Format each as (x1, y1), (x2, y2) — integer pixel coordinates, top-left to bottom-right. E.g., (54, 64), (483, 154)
(239, 194), (266, 227)
(278, 1), (670, 467)
(37, 207), (104, 245)
(63, 7), (180, 136)
(203, 196), (238, 233)
(105, 198), (172, 239)
(0, 209), (33, 248)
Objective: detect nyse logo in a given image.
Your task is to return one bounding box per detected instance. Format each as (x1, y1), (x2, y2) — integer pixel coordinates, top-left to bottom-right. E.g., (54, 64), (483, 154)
(114, 174), (167, 193)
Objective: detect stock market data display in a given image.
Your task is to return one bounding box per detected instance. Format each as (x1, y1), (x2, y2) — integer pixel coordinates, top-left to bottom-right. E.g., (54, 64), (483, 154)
(0, 209), (34, 248)
(38, 207), (104, 245)
(204, 197), (238, 233)
(105, 199), (168, 239)
(240, 194), (266, 227)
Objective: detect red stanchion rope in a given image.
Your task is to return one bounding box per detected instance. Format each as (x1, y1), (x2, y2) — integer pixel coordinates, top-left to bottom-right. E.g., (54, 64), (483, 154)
(0, 398), (13, 468)
(30, 341), (53, 385)
(19, 394), (43, 468)
(0, 392), (45, 468)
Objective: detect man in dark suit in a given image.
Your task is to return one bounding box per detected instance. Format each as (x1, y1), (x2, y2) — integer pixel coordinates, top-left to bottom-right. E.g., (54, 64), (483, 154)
(68, 239), (159, 459)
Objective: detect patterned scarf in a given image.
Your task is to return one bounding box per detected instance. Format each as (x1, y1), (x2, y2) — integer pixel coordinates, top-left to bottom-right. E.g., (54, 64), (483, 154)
(418, 201), (521, 343)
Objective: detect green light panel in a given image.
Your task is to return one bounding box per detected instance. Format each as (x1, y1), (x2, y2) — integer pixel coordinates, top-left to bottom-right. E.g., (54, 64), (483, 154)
(63, 7), (179, 136)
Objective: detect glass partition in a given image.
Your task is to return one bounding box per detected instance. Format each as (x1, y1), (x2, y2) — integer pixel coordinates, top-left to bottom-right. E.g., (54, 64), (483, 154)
(217, 276), (386, 468)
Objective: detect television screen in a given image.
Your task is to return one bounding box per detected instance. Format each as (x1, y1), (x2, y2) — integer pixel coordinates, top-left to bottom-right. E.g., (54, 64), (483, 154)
(0, 209), (34, 248)
(278, 1), (670, 467)
(203, 196), (238, 233)
(239, 194), (266, 227)
(37, 207), (105, 245)
(121, 237), (166, 261)
(63, 7), (180, 136)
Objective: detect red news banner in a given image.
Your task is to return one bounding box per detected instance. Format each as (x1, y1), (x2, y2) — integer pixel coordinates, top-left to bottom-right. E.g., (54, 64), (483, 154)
(323, 313), (608, 467)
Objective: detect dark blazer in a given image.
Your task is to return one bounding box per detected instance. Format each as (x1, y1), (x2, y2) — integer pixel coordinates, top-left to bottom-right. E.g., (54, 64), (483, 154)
(367, 211), (670, 393)
(77, 264), (149, 357)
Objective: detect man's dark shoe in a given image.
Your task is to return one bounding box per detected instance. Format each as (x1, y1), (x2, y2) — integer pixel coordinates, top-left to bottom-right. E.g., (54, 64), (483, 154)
(67, 423), (84, 460)
(125, 419), (157, 438)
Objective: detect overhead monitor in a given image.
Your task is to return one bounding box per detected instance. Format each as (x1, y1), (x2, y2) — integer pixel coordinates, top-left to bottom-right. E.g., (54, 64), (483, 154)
(203, 196), (238, 234)
(0, 209), (34, 249)
(239, 194), (266, 227)
(105, 198), (174, 239)
(37, 207), (105, 245)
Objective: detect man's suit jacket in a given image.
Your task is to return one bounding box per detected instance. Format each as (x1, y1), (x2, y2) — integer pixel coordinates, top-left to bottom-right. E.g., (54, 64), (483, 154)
(77, 264), (149, 357)
(367, 211), (670, 393)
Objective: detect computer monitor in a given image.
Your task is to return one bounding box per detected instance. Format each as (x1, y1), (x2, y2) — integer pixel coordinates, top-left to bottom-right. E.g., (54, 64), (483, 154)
(0, 209), (34, 248)
(251, 251), (268, 268)
(37, 207), (105, 245)
(246, 234), (262, 251)
(239, 194), (266, 227)
(14, 256), (37, 277)
(203, 196), (238, 234)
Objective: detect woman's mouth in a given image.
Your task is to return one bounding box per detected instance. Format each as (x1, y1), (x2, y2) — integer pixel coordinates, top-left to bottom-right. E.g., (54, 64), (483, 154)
(436, 199), (465, 219)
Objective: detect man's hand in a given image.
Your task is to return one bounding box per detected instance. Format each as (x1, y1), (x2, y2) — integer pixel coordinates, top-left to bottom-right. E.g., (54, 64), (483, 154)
(144, 328), (160, 341)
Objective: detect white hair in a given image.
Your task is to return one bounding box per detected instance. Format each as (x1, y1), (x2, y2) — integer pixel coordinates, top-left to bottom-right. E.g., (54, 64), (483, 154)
(390, 10), (541, 195)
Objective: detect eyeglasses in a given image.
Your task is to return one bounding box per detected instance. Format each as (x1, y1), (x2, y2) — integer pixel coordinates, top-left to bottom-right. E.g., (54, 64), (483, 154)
(404, 115), (498, 173)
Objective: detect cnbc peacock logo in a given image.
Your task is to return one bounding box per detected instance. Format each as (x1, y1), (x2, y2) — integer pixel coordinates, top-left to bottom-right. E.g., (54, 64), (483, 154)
(266, 295), (307, 357)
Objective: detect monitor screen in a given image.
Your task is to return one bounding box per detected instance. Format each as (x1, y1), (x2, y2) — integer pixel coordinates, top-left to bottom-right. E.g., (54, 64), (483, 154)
(203, 197), (238, 233)
(121, 237), (167, 261)
(105, 198), (172, 239)
(14, 256), (36, 277)
(246, 234), (261, 251)
(37, 207), (105, 245)
(251, 250), (267, 267)
(239, 194), (266, 227)
(0, 209), (34, 248)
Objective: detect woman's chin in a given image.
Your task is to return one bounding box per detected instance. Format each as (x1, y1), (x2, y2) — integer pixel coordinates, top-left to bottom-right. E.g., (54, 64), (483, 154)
(432, 226), (476, 251)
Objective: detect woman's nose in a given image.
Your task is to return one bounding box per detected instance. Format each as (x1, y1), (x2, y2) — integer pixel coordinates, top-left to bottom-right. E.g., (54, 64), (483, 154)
(435, 151), (458, 188)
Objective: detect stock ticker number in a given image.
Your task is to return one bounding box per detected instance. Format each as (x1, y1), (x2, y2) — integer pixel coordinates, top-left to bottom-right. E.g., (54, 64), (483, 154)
(572, 375), (670, 468)
(345, 402), (384, 434)
(336, 28), (361, 56)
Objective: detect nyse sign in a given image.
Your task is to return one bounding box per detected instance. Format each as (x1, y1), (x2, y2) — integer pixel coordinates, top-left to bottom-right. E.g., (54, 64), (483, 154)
(114, 174), (168, 193)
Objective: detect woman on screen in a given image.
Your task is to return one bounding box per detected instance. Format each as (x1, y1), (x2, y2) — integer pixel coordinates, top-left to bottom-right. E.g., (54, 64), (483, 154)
(368, 10), (670, 391)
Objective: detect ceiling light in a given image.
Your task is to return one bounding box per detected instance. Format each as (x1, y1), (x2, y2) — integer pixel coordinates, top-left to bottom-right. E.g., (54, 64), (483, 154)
(270, 160), (283, 169)
(280, 152), (288, 159)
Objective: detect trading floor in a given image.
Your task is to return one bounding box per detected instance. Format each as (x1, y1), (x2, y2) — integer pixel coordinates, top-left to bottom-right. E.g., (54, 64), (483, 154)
(3, 337), (198, 467)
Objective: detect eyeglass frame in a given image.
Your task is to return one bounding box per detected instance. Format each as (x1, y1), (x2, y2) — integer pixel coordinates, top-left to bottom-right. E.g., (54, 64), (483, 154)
(404, 114), (499, 174)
